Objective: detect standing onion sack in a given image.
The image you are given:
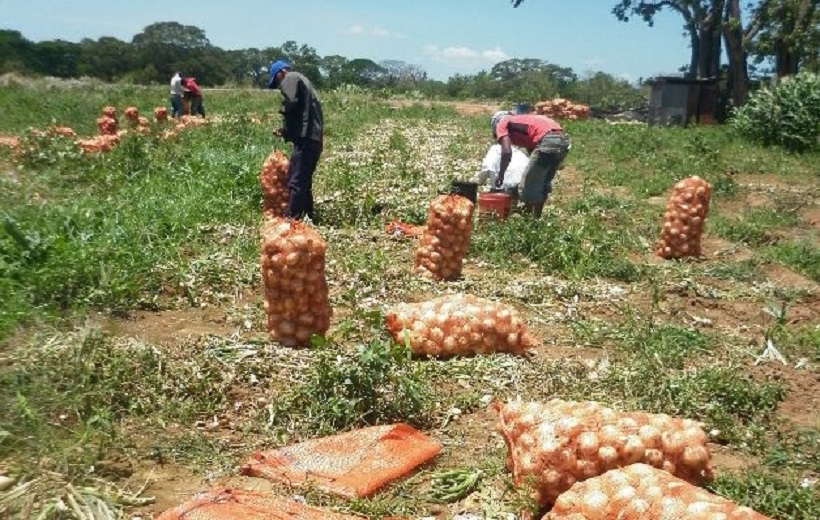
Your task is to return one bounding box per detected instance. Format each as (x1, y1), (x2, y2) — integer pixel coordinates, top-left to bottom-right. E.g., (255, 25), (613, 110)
(385, 294), (534, 357)
(261, 218), (332, 347)
(495, 399), (714, 508)
(546, 463), (770, 519)
(414, 195), (474, 280)
(656, 176), (711, 259)
(260, 150), (290, 218)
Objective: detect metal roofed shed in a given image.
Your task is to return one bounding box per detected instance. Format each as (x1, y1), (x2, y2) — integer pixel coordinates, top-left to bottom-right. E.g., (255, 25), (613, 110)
(648, 76), (718, 126)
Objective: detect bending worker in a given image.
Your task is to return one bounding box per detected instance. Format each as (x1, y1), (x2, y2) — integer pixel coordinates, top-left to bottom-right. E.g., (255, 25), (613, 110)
(490, 110), (570, 218)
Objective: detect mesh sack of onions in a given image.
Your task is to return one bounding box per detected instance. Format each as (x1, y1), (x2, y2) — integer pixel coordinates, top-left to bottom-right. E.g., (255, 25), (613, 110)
(261, 218), (331, 347)
(101, 105), (118, 121)
(96, 116), (118, 136)
(546, 463), (770, 519)
(260, 150), (290, 218)
(414, 195), (474, 281)
(154, 106), (168, 122)
(124, 106), (140, 122)
(656, 176), (711, 259)
(384, 294), (534, 357)
(495, 399), (714, 508)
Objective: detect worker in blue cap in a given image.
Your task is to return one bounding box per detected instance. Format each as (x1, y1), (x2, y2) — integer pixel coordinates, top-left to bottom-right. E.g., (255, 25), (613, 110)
(268, 59), (324, 222)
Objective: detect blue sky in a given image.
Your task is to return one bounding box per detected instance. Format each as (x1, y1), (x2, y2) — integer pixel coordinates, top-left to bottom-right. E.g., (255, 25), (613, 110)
(0, 0), (691, 82)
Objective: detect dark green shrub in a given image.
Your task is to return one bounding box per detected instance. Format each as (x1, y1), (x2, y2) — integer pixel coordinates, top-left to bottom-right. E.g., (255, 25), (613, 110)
(731, 72), (820, 153)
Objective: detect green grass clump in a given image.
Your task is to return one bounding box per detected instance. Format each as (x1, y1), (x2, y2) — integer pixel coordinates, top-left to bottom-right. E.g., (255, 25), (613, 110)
(0, 327), (229, 476)
(272, 333), (433, 436)
(710, 471), (820, 520)
(471, 213), (642, 282)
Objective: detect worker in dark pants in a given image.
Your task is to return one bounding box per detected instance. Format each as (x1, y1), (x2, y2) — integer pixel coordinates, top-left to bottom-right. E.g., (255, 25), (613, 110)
(268, 60), (324, 222)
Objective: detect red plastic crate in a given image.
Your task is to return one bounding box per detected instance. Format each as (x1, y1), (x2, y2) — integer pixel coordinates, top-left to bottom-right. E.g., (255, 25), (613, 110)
(478, 192), (512, 220)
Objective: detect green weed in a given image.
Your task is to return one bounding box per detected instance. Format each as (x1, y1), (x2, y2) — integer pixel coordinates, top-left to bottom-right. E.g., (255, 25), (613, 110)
(709, 471), (820, 520)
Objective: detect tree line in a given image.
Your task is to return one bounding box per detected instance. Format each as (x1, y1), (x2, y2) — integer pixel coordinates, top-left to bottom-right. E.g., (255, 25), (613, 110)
(515, 0), (818, 107)
(0, 22), (646, 111)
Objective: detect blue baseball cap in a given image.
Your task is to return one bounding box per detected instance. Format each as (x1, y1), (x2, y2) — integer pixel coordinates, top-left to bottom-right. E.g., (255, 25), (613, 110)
(267, 60), (290, 88)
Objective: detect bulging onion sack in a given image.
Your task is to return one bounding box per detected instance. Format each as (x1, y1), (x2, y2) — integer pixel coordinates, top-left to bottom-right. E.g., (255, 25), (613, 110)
(123, 106), (140, 122)
(656, 176), (711, 259)
(260, 150), (290, 218)
(495, 399), (714, 507)
(154, 106), (168, 122)
(385, 294), (534, 357)
(96, 116), (118, 136)
(261, 218), (332, 347)
(546, 463), (770, 519)
(414, 195), (474, 281)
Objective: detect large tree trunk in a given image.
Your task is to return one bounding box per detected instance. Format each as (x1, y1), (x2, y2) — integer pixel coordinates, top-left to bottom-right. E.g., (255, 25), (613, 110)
(698, 0), (725, 78)
(723, 0), (749, 106)
(687, 23), (700, 78)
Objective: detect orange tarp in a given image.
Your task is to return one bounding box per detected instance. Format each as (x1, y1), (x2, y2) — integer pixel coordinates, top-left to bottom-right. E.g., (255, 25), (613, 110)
(155, 488), (362, 519)
(385, 221), (425, 238)
(241, 424), (442, 498)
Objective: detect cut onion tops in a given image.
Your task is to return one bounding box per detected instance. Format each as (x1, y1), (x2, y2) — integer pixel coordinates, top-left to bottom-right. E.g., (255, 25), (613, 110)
(384, 294), (534, 357)
(495, 399), (714, 507)
(546, 463), (771, 519)
(656, 176), (711, 259)
(414, 194), (474, 281)
(259, 150), (290, 218)
(261, 218), (331, 348)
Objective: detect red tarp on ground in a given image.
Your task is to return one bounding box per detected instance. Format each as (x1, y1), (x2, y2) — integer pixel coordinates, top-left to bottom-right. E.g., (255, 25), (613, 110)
(155, 488), (362, 519)
(241, 424), (442, 498)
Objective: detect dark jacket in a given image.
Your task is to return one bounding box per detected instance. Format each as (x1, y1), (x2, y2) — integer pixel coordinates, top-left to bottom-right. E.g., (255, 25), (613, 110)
(278, 71), (323, 143)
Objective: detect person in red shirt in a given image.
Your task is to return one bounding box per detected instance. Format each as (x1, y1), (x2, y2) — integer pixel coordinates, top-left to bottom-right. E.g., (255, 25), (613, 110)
(182, 77), (205, 117)
(491, 111), (570, 218)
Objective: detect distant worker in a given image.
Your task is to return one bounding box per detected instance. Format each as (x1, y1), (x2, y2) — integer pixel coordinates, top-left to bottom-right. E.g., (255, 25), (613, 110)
(473, 142), (529, 195)
(490, 111), (570, 218)
(170, 70), (184, 119)
(268, 60), (324, 222)
(183, 77), (206, 117)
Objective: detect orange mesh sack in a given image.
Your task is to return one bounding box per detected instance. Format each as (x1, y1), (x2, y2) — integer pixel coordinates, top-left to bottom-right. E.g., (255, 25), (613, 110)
(261, 218), (331, 347)
(123, 106), (140, 122)
(101, 105), (118, 121)
(154, 106), (169, 122)
(96, 116), (118, 136)
(545, 463), (771, 519)
(155, 487), (363, 519)
(656, 176), (711, 259)
(414, 194), (474, 280)
(241, 424), (442, 498)
(260, 150), (290, 218)
(385, 294), (534, 357)
(495, 399), (714, 507)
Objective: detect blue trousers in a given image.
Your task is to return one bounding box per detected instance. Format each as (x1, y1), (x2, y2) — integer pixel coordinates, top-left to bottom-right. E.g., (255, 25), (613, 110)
(287, 138), (323, 221)
(170, 95), (182, 118)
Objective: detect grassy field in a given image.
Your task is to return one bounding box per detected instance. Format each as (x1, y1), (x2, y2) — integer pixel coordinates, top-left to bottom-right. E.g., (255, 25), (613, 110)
(0, 79), (818, 519)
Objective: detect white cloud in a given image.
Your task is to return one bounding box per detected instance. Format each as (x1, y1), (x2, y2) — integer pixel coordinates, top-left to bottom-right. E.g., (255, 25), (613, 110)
(345, 24), (404, 39)
(482, 47), (509, 62)
(444, 46), (478, 59)
(423, 45), (509, 67)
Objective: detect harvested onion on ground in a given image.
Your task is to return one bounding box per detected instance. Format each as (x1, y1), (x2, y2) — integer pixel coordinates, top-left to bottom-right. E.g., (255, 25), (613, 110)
(261, 218), (331, 347)
(495, 399), (714, 507)
(414, 194), (474, 281)
(385, 294), (534, 357)
(259, 150), (290, 218)
(546, 463), (771, 519)
(656, 176), (711, 259)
